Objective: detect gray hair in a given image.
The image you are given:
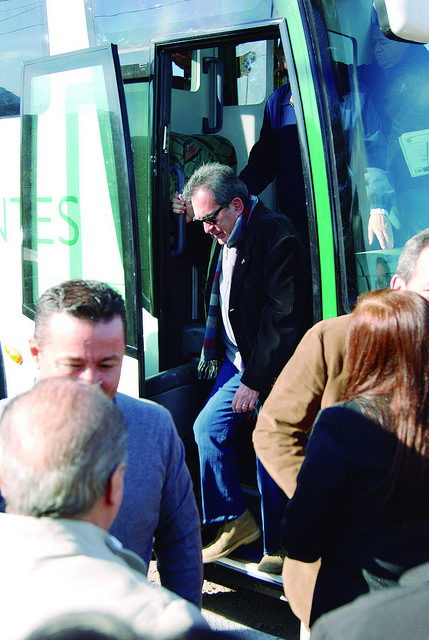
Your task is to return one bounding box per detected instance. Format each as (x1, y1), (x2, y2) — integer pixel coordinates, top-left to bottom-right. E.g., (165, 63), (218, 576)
(0, 378), (127, 518)
(182, 163), (248, 207)
(396, 228), (429, 283)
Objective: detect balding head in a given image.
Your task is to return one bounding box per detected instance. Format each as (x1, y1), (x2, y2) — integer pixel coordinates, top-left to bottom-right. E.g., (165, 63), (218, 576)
(0, 378), (127, 521)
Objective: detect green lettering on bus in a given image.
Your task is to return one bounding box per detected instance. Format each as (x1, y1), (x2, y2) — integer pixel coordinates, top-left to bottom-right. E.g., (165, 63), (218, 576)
(58, 196), (79, 247)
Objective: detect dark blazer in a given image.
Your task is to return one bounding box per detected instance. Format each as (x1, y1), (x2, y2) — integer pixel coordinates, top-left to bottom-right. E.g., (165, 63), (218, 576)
(281, 402), (429, 625)
(205, 198), (310, 398)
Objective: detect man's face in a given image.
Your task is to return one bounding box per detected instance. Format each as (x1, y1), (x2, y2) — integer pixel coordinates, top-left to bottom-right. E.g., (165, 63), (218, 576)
(372, 29), (407, 69)
(30, 313), (126, 399)
(192, 187), (242, 245)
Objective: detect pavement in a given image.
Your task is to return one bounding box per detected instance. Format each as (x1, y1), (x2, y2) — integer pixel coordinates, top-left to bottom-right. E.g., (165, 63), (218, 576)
(203, 609), (286, 639)
(149, 560), (300, 640)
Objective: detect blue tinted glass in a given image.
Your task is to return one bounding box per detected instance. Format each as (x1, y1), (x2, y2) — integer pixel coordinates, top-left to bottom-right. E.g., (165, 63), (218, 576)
(0, 0), (48, 112)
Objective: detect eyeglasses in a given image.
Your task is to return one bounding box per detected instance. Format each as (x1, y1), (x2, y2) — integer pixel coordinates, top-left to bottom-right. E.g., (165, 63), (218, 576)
(192, 203), (227, 225)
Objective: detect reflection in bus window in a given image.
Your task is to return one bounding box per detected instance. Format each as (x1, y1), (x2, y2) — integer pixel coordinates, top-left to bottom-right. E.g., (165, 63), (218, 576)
(360, 16), (429, 246)
(316, 2), (429, 303)
(0, 87), (19, 117)
(0, 0), (48, 113)
(172, 51), (192, 90)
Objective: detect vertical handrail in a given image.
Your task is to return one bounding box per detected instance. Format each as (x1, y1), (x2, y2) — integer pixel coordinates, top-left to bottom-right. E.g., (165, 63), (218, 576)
(202, 57), (224, 133)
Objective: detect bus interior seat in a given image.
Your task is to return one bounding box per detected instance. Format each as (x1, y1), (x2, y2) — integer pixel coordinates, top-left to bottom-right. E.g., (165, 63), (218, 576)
(169, 131), (237, 200)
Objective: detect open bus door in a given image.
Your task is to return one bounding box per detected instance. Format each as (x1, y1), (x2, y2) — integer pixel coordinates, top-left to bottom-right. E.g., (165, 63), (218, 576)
(148, 21), (316, 591)
(20, 44), (145, 397)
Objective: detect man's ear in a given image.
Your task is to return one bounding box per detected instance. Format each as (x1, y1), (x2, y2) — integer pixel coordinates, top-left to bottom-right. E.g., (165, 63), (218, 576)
(231, 197), (244, 215)
(105, 462), (125, 510)
(29, 337), (41, 369)
(390, 274), (406, 291)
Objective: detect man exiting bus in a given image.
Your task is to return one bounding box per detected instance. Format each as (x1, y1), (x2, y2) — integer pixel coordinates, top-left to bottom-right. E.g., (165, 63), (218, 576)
(182, 163), (310, 565)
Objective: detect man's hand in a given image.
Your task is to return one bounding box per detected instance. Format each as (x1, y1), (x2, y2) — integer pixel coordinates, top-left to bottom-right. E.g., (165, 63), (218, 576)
(232, 383), (259, 413)
(368, 211), (394, 250)
(172, 192), (194, 223)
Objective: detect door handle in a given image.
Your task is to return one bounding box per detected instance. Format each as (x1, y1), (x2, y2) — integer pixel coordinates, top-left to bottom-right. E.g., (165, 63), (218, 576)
(202, 56), (223, 134)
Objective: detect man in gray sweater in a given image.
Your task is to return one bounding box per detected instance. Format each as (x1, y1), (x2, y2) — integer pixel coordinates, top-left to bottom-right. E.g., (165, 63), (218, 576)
(1, 279), (203, 607)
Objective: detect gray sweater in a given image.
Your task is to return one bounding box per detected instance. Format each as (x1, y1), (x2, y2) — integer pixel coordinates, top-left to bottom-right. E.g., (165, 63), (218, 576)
(111, 393), (203, 606)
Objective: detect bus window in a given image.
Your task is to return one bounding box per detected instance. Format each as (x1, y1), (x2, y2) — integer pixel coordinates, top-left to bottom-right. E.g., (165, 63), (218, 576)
(89, 0), (277, 51)
(221, 40), (269, 107)
(312, 1), (429, 306)
(171, 41), (268, 106)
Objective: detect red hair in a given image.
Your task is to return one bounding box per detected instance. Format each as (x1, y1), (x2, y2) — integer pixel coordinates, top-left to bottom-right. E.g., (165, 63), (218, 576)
(342, 289), (429, 517)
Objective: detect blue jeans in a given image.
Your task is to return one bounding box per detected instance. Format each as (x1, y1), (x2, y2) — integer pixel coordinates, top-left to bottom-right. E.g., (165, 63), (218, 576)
(257, 459), (288, 555)
(194, 358), (288, 554)
(194, 358), (248, 525)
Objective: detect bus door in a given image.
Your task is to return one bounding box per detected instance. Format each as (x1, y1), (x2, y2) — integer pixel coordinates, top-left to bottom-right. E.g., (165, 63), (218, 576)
(149, 23), (314, 483)
(20, 44), (145, 397)
(142, 22), (320, 577)
(153, 27), (285, 373)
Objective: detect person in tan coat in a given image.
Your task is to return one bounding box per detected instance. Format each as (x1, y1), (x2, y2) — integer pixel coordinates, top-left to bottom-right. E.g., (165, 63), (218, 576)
(253, 227), (429, 628)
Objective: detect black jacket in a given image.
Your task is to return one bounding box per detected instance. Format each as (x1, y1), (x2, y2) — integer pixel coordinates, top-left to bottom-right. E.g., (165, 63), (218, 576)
(281, 402), (429, 625)
(205, 198), (310, 398)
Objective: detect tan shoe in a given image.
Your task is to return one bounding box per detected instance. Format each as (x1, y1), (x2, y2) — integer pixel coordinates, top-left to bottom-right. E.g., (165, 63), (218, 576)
(257, 552), (285, 575)
(202, 508), (261, 564)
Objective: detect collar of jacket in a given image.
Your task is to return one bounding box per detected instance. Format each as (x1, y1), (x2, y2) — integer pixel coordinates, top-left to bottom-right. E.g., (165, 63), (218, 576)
(226, 194), (258, 248)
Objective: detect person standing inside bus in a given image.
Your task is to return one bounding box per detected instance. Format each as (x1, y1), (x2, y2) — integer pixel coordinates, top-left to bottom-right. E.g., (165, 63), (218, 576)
(1, 280), (203, 609)
(182, 162), (310, 564)
(280, 288), (429, 626)
(237, 44), (308, 246)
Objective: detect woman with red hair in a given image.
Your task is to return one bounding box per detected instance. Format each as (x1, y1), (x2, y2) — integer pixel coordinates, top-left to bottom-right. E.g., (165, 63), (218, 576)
(281, 289), (429, 626)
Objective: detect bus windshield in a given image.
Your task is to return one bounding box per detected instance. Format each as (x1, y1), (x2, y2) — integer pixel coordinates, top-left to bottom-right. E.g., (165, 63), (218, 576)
(314, 0), (429, 302)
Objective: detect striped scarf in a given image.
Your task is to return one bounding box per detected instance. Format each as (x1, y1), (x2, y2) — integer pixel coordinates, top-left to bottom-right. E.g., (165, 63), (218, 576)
(197, 195), (257, 380)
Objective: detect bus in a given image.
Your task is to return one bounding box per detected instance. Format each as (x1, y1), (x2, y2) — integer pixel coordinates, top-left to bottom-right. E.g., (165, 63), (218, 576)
(0, 0), (428, 597)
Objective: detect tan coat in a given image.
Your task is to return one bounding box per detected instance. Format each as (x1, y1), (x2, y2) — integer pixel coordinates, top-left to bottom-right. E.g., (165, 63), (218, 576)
(253, 313), (351, 498)
(253, 314), (351, 628)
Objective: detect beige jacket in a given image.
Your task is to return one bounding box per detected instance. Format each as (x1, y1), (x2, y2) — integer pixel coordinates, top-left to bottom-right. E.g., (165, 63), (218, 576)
(0, 514), (208, 640)
(253, 314), (350, 498)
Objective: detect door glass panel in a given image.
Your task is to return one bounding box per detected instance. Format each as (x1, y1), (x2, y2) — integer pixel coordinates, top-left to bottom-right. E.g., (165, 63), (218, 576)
(124, 81), (153, 314)
(313, 1), (429, 306)
(171, 40), (268, 105)
(21, 45), (138, 350)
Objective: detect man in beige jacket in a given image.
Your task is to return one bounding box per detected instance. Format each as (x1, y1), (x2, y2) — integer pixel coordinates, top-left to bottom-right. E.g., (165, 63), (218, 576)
(253, 228), (429, 628)
(0, 378), (208, 640)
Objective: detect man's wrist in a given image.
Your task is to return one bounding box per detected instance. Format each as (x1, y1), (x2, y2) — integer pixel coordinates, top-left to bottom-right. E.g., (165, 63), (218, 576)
(370, 208), (389, 217)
